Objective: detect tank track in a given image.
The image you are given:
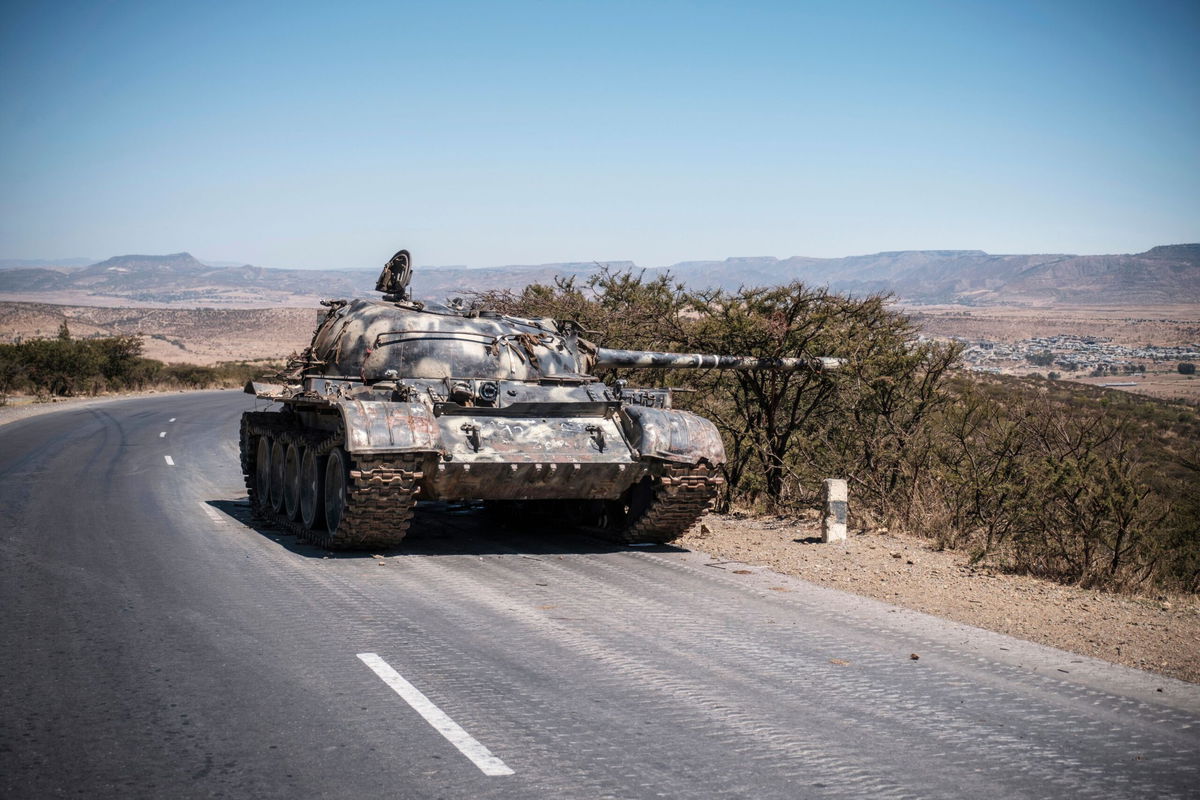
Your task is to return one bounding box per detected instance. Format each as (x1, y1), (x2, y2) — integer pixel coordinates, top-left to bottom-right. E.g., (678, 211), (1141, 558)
(240, 411), (422, 550)
(607, 463), (723, 545)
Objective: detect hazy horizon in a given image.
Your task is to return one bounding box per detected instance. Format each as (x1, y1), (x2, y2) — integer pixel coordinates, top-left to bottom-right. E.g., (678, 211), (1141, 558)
(5, 242), (1200, 273)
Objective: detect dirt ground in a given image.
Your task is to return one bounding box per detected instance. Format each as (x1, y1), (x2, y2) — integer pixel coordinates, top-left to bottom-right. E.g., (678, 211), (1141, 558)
(676, 512), (1200, 685)
(0, 301), (315, 365)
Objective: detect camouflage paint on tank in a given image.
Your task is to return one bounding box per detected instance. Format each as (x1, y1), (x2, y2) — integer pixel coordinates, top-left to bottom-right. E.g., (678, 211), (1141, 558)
(621, 405), (726, 465)
(311, 299), (587, 383)
(340, 400), (440, 453)
(594, 348), (842, 373)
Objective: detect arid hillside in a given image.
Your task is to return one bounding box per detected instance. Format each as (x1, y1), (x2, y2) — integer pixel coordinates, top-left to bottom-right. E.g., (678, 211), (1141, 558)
(4, 299), (1198, 377)
(2, 245), (1197, 307)
(0, 302), (318, 365)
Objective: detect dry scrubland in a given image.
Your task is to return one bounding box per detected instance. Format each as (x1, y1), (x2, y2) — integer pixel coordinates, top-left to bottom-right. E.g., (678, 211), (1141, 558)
(0, 302), (319, 365)
(4, 299), (1197, 369)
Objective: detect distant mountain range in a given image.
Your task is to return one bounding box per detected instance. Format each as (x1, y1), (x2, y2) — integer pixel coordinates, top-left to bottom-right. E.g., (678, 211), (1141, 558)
(0, 245), (1196, 307)
(0, 257), (97, 270)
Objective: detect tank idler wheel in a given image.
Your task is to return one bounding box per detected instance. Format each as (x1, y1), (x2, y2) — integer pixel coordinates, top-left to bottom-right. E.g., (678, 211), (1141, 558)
(254, 436), (273, 512)
(299, 446), (325, 531)
(324, 446), (349, 534)
(269, 439), (287, 514)
(283, 441), (303, 521)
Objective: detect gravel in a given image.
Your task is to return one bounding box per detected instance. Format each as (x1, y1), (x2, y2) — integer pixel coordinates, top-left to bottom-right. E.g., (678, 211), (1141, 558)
(677, 511), (1200, 684)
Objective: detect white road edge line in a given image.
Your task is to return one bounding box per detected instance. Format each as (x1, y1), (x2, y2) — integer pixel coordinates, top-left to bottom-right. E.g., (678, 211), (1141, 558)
(164, 455), (175, 466)
(356, 652), (514, 777)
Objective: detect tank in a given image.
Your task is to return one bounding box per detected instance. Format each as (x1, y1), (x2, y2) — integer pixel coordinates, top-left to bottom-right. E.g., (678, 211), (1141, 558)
(240, 249), (841, 549)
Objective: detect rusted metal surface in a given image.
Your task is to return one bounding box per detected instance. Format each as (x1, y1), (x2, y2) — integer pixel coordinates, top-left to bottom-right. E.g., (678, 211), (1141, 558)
(595, 348), (842, 372)
(435, 414), (631, 463)
(424, 460), (644, 501)
(621, 405), (726, 465)
(339, 399), (440, 453)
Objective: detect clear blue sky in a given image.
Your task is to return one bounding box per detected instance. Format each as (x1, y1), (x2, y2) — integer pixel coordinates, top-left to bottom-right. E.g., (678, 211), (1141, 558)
(1, 0), (1196, 268)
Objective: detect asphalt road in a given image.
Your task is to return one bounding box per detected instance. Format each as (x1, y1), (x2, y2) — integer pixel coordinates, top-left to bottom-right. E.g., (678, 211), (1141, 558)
(1, 390), (1198, 799)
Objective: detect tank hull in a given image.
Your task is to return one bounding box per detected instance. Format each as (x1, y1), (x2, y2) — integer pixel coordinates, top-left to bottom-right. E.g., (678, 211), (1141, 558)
(235, 249), (835, 549)
(240, 394), (725, 549)
(252, 385), (725, 503)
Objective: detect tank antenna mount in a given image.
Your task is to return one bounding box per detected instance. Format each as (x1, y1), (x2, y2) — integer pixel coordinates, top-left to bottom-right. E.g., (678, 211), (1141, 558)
(376, 249), (413, 301)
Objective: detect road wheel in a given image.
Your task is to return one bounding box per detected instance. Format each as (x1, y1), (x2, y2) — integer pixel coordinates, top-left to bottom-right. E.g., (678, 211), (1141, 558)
(254, 436), (272, 511)
(269, 439), (287, 513)
(299, 446), (324, 530)
(283, 441), (302, 521)
(324, 446), (349, 534)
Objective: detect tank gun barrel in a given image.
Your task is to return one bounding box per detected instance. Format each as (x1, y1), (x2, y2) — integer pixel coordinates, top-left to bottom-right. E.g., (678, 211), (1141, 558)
(594, 348), (842, 372)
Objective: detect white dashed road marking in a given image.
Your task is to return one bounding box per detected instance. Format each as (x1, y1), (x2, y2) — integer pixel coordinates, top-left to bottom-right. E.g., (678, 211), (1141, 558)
(357, 652), (514, 777)
(164, 455), (175, 466)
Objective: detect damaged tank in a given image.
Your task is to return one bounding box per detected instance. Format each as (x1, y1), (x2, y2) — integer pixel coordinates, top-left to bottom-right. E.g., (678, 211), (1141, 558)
(240, 249), (841, 549)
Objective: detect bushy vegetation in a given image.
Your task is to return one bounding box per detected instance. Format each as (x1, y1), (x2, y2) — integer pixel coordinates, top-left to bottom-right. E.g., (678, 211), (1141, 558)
(0, 329), (273, 400)
(476, 270), (1199, 594)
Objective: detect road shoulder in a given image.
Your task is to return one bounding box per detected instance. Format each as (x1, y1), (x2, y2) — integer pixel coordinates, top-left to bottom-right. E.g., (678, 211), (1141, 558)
(677, 513), (1200, 686)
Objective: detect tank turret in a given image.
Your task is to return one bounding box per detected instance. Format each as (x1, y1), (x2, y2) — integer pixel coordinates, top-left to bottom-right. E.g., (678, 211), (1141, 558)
(240, 250), (840, 550)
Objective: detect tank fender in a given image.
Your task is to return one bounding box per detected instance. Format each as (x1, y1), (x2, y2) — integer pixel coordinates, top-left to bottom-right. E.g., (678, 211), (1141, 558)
(620, 405), (726, 466)
(245, 379), (286, 397)
(336, 399), (442, 454)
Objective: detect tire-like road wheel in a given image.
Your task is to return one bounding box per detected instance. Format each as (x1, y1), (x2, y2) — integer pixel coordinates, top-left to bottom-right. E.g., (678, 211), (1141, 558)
(299, 446), (324, 531)
(269, 440), (287, 513)
(324, 446), (348, 534)
(254, 436), (272, 511)
(283, 441), (302, 521)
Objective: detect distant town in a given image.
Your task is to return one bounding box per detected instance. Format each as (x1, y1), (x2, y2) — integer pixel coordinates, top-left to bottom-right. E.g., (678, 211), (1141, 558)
(955, 334), (1200, 378)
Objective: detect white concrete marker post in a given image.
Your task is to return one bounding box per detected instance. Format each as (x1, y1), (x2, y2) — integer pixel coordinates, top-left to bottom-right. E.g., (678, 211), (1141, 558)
(822, 478), (848, 543)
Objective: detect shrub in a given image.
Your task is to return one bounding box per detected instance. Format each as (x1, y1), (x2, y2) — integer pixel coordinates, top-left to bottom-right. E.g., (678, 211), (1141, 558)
(482, 268), (1198, 593)
(0, 335), (274, 397)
